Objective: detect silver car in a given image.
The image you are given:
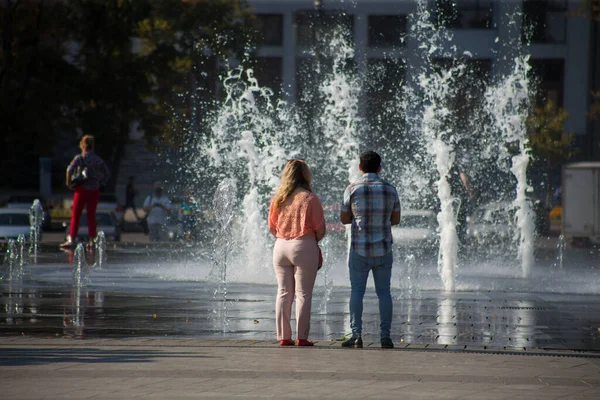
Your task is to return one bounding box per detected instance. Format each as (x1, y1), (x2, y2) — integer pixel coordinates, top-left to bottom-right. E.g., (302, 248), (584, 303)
(5, 195), (52, 231)
(392, 209), (438, 250)
(467, 201), (516, 247)
(0, 209), (33, 243)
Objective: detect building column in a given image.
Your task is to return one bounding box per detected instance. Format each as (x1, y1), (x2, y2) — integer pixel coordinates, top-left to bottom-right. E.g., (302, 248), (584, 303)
(563, 5), (592, 138)
(354, 13), (368, 78)
(282, 11), (296, 103)
(493, 0), (523, 81)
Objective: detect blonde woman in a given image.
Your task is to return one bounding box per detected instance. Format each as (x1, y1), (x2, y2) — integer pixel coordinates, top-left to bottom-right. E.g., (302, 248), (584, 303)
(268, 159), (326, 347)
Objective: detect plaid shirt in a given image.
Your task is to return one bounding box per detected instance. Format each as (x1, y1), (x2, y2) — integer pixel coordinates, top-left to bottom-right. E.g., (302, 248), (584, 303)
(67, 151), (110, 190)
(342, 173), (401, 257)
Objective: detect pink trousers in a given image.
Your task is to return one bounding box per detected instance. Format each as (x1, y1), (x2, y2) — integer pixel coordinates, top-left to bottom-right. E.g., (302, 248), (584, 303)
(273, 237), (319, 341)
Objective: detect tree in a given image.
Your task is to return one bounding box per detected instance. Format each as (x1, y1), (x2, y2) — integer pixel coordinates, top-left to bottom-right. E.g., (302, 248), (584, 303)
(0, 0), (255, 190)
(134, 0), (256, 149)
(526, 98), (576, 206)
(0, 0), (79, 189)
(572, 0), (600, 20)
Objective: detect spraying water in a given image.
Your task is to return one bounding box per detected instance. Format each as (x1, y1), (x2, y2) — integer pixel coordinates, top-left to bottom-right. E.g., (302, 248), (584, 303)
(16, 234), (27, 271)
(484, 56), (535, 278)
(209, 178), (238, 333)
(205, 67), (295, 276)
(28, 199), (44, 263)
(315, 29), (362, 187)
(0, 240), (21, 281)
(95, 231), (107, 269)
(408, 0), (467, 292)
(181, 1), (541, 292)
(556, 233), (566, 270)
(73, 243), (93, 287)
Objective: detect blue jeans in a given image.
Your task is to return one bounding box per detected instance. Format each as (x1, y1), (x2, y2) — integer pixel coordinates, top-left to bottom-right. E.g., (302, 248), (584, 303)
(349, 248), (393, 339)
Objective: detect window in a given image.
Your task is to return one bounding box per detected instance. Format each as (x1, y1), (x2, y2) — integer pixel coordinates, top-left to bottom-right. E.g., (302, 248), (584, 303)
(528, 59), (564, 106)
(522, 0), (567, 44)
(295, 11), (353, 47)
(431, 59), (492, 157)
(368, 15), (407, 47)
(366, 58), (405, 116)
(434, 0), (495, 29)
(252, 57), (283, 95)
(255, 14), (283, 46)
(365, 58), (405, 151)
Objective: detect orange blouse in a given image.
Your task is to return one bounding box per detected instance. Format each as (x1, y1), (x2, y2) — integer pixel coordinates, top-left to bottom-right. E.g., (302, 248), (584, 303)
(268, 189), (325, 240)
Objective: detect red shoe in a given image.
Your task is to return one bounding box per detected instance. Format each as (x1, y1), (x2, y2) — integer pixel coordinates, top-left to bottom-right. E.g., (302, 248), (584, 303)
(296, 339), (314, 347)
(279, 339), (294, 346)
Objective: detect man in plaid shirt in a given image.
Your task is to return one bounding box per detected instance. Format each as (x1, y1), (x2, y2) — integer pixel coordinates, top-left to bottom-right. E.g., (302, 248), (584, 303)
(340, 150), (401, 349)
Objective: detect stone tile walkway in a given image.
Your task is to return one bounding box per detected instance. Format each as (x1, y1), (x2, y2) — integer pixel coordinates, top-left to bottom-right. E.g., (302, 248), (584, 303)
(2, 338), (600, 399)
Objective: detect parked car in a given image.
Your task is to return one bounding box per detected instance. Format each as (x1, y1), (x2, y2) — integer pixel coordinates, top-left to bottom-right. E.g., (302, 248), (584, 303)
(5, 195), (52, 231)
(467, 201), (515, 247)
(0, 209), (34, 243)
(467, 199), (549, 247)
(392, 209), (438, 249)
(97, 193), (124, 224)
(64, 211), (121, 242)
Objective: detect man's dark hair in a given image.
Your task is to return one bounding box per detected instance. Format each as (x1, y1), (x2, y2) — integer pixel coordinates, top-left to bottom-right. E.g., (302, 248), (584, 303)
(359, 150), (381, 173)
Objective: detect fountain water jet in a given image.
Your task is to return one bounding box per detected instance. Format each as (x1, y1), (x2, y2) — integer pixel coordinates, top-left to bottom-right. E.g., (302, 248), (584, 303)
(483, 56), (535, 278)
(209, 178), (238, 333)
(29, 199), (44, 263)
(95, 231), (107, 269)
(73, 243), (93, 287)
(184, 1), (542, 292)
(1, 240), (21, 281)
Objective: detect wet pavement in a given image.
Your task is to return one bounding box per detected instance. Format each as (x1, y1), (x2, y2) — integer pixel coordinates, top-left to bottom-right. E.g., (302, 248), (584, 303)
(1, 242), (600, 355)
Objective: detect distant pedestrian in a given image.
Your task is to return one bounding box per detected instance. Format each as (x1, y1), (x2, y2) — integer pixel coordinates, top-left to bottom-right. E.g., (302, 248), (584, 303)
(123, 176), (140, 221)
(268, 159), (326, 347)
(61, 135), (111, 248)
(447, 163), (475, 244)
(143, 182), (172, 242)
(340, 150), (400, 349)
(180, 190), (200, 242)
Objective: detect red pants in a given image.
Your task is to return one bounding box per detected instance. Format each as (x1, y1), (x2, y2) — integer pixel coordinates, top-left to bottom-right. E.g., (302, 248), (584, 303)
(69, 187), (100, 239)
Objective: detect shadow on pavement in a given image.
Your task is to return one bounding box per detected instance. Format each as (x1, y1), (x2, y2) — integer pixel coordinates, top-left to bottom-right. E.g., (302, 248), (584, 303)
(0, 347), (218, 366)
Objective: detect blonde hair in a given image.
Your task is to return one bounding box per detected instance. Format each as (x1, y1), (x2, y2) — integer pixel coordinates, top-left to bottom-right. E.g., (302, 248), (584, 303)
(272, 159), (312, 210)
(80, 135), (95, 152)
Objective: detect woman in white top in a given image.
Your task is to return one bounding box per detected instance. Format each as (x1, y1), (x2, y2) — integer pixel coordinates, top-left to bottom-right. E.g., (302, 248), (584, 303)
(143, 181), (172, 242)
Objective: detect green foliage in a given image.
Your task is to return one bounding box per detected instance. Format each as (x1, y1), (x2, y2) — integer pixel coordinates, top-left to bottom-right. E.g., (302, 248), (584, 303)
(526, 98), (575, 204)
(0, 0), (77, 188)
(526, 99), (575, 166)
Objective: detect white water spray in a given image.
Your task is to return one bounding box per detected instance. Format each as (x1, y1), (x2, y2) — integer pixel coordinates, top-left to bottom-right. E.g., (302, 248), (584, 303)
(484, 56), (535, 278)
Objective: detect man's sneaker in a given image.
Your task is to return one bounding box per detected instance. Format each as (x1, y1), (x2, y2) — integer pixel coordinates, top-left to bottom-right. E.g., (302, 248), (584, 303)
(381, 337), (394, 349)
(341, 336), (363, 348)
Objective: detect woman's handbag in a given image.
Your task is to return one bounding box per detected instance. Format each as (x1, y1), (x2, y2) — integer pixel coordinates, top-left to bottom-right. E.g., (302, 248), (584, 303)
(69, 156), (88, 188)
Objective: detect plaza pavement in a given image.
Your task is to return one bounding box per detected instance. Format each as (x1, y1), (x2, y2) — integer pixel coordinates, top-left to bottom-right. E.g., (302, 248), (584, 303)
(8, 229), (595, 399)
(2, 337), (600, 399)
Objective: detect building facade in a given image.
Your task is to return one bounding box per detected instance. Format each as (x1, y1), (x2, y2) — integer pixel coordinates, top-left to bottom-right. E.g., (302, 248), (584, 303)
(248, 0), (596, 159)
